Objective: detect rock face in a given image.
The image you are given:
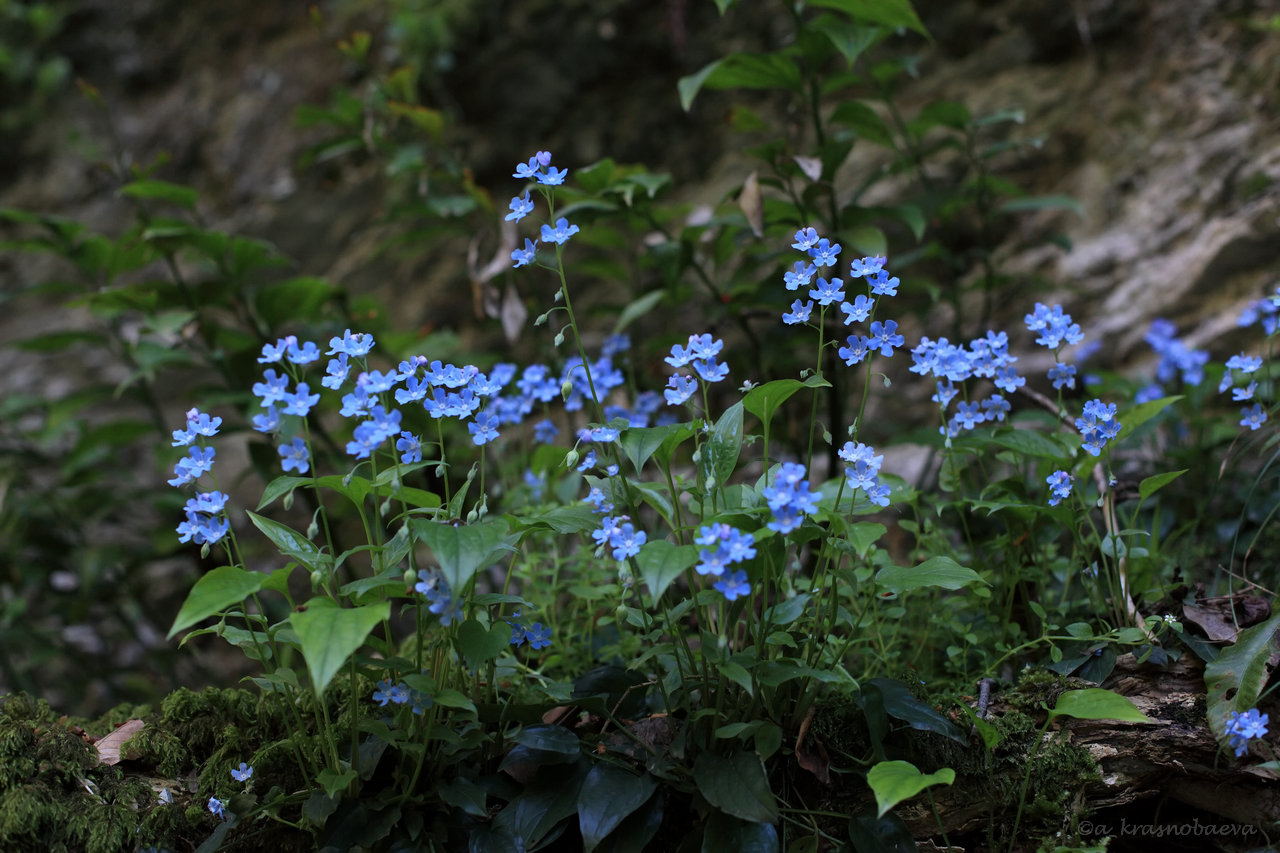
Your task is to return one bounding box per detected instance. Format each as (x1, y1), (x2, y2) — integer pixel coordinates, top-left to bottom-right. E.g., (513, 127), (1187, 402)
(1, 0), (1277, 713)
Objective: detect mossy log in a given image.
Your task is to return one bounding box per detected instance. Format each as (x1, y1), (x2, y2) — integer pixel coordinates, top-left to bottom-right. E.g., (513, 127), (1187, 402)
(811, 655), (1280, 849)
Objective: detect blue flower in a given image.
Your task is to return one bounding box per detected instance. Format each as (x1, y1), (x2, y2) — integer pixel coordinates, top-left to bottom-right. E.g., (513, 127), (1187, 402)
(506, 192), (534, 221)
(608, 522), (646, 561)
(533, 418), (559, 443)
(252, 369), (290, 406)
(808, 238), (841, 268)
(258, 337), (292, 363)
(279, 438), (310, 473)
(1226, 353), (1263, 374)
(763, 464), (821, 533)
(322, 354), (351, 390)
(585, 486), (613, 514)
(602, 334), (631, 357)
(509, 623), (528, 646)
(665, 374), (697, 406)
(693, 357), (729, 383)
(540, 218), (580, 245)
(809, 276), (845, 306)
(538, 166), (568, 186)
(416, 572), (463, 626)
(282, 382), (320, 417)
(168, 446), (216, 487)
(791, 227), (819, 251)
(714, 570), (751, 601)
(994, 366), (1025, 393)
(1241, 403), (1267, 431)
(208, 797), (225, 819)
(252, 405), (281, 434)
(511, 238), (538, 268)
(841, 295), (874, 324)
(287, 340), (321, 365)
(981, 394), (1011, 422)
(953, 401), (985, 431)
(782, 299), (813, 325)
(867, 270), (899, 296)
(1048, 363), (1077, 390)
(838, 335), (870, 366)
(186, 491), (229, 515)
(848, 256), (886, 278)
(525, 622), (553, 649)
(372, 678), (396, 706)
(1224, 708), (1269, 757)
(867, 319), (904, 357)
(469, 412), (500, 445)
(784, 261), (817, 291)
(231, 762), (254, 782)
(1046, 470), (1072, 506)
(396, 431), (423, 464)
(327, 329), (375, 357)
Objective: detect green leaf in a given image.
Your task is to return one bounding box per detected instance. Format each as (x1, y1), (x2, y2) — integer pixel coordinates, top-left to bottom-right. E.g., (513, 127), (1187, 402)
(412, 518), (512, 594)
(717, 661), (755, 698)
(742, 375), (829, 430)
(844, 521), (886, 557)
(168, 566), (264, 638)
(246, 511), (325, 570)
(1116, 395), (1183, 443)
(704, 401), (745, 488)
(693, 751), (779, 824)
(119, 179), (199, 210)
(619, 422), (697, 474)
(633, 539), (699, 600)
(579, 765), (657, 853)
(829, 101), (896, 147)
(255, 276), (335, 327)
(807, 0), (931, 38)
(875, 555), (985, 595)
(972, 427), (1073, 461)
(701, 811), (779, 853)
(678, 53), (802, 112)
(764, 594), (809, 626)
(866, 760), (955, 818)
(316, 767), (358, 798)
(615, 290), (664, 333)
(846, 224), (887, 256)
(455, 618), (512, 670)
(1205, 613), (1280, 739)
(511, 725), (581, 756)
(1138, 469), (1188, 501)
(290, 599), (389, 696)
(866, 678), (967, 744)
(808, 15), (881, 67)
(1048, 688), (1154, 723)
(256, 475), (311, 510)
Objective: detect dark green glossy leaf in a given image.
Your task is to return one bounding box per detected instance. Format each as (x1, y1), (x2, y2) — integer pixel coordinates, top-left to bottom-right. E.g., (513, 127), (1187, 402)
(456, 618), (512, 670)
(866, 678), (966, 744)
(579, 765), (657, 853)
(291, 599), (389, 696)
(634, 539), (698, 600)
(693, 750), (778, 823)
(168, 566), (263, 638)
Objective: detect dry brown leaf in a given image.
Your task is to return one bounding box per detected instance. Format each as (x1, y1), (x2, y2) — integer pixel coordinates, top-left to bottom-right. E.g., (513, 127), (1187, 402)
(95, 719), (146, 766)
(738, 170), (763, 238)
(792, 155), (822, 182)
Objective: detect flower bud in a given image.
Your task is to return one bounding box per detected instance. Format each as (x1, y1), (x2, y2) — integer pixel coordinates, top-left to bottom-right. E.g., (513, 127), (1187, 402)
(614, 604), (629, 626)
(402, 569), (417, 587)
(554, 331), (565, 347)
(564, 449), (580, 469)
(310, 570), (325, 589)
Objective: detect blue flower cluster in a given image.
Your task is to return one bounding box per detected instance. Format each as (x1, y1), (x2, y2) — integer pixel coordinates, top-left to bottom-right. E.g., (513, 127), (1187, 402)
(168, 408), (231, 546)
(591, 515), (647, 561)
(414, 570), (464, 626)
(782, 228), (906, 367)
(1224, 707), (1269, 757)
(762, 462), (821, 534)
(694, 523), (757, 601)
(509, 620), (553, 649)
(371, 677), (432, 714)
(1045, 470), (1072, 506)
(664, 333), (729, 406)
(1075, 399), (1121, 457)
(910, 332), (1016, 437)
(838, 442), (891, 507)
(507, 151), (576, 267)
